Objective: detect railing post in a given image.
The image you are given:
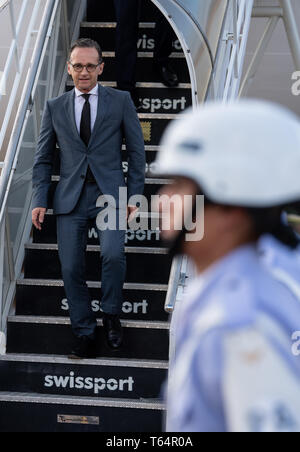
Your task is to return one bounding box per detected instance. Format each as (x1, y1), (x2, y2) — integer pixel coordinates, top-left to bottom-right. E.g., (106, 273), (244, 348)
(0, 220), (5, 328)
(280, 0), (300, 69)
(45, 0), (62, 101)
(239, 15), (279, 97)
(8, 0), (20, 72)
(233, 0), (239, 79)
(62, 0), (71, 55)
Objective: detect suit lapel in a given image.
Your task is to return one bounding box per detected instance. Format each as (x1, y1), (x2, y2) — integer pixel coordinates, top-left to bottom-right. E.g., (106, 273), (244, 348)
(64, 88), (82, 145)
(89, 84), (109, 147)
(64, 84), (108, 148)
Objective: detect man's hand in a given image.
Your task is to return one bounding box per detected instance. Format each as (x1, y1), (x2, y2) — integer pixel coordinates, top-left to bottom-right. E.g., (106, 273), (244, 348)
(127, 205), (139, 223)
(32, 207), (47, 231)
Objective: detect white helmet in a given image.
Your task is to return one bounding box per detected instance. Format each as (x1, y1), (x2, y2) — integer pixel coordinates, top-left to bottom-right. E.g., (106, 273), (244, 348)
(155, 100), (300, 208)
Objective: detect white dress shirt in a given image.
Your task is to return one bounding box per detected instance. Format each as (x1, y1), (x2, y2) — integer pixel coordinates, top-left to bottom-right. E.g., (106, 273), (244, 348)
(74, 84), (99, 134)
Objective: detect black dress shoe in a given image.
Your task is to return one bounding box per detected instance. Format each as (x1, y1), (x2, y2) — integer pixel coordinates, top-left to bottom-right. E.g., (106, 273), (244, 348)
(68, 335), (97, 360)
(102, 314), (123, 350)
(154, 61), (179, 88)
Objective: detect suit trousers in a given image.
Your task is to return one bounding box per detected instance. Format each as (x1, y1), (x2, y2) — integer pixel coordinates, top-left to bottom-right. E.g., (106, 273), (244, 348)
(114, 0), (141, 94)
(56, 180), (127, 339)
(113, 0), (174, 93)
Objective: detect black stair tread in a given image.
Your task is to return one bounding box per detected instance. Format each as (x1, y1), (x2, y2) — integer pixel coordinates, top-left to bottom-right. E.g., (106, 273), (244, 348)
(86, 0), (160, 22)
(81, 21), (157, 28)
(138, 113), (178, 120)
(23, 245), (172, 284)
(0, 353), (168, 369)
(24, 243), (169, 255)
(0, 355), (168, 400)
(16, 278), (168, 292)
(100, 57), (189, 84)
(67, 80), (191, 89)
(12, 143), (160, 151)
(15, 280), (169, 321)
(102, 51), (184, 58)
(8, 316), (170, 329)
(80, 18), (182, 53)
(98, 81), (191, 89)
(0, 392), (165, 410)
(7, 319), (169, 359)
(50, 175), (172, 184)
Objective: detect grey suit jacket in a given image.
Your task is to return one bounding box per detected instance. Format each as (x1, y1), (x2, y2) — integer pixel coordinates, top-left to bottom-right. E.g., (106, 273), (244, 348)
(32, 84), (145, 214)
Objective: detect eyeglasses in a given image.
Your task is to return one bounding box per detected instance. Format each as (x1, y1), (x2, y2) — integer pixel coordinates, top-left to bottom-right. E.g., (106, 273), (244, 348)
(69, 62), (102, 73)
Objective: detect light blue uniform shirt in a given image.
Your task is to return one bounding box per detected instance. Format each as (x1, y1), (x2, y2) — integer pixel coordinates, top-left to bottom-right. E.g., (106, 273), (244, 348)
(259, 235), (300, 299)
(166, 243), (300, 432)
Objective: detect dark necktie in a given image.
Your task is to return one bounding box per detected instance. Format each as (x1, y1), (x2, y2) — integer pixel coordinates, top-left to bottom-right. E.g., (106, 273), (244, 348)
(80, 94), (91, 146)
(80, 94), (96, 182)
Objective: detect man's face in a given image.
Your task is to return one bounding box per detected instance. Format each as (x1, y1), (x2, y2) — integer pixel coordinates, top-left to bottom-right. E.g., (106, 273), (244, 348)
(156, 177), (200, 243)
(68, 47), (104, 93)
(157, 177), (252, 271)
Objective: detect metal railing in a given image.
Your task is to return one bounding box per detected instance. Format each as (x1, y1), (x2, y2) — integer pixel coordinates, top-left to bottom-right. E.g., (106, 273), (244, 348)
(240, 0), (300, 97)
(162, 0), (300, 318)
(0, 0), (87, 351)
(158, 0), (254, 316)
(0, 0), (45, 165)
(207, 0), (254, 101)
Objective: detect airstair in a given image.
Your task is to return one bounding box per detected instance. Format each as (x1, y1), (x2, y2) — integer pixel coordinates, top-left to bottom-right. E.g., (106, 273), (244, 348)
(1, 0), (294, 432)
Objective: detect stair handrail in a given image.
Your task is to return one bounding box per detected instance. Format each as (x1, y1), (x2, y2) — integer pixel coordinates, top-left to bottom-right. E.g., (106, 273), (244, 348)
(208, 0), (254, 101)
(0, 0), (58, 349)
(0, 0), (56, 214)
(0, 0), (45, 169)
(0, 0), (87, 350)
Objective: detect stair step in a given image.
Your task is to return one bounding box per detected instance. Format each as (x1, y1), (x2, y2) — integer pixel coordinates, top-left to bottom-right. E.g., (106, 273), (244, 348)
(23, 244), (172, 284)
(100, 53), (190, 84)
(52, 141), (162, 177)
(7, 317), (170, 360)
(47, 177), (171, 211)
(32, 210), (165, 248)
(80, 21), (181, 53)
(16, 279), (169, 321)
(0, 392), (164, 432)
(0, 354), (168, 399)
(66, 80), (192, 115)
(101, 81), (191, 89)
(82, 22), (158, 28)
(86, 0), (161, 23)
(17, 279), (168, 291)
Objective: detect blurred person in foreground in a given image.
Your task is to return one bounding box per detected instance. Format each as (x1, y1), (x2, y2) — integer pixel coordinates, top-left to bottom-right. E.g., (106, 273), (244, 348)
(155, 100), (300, 432)
(258, 209), (300, 300)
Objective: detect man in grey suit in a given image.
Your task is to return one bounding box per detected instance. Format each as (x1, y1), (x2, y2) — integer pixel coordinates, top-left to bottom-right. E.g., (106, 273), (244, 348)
(32, 38), (145, 358)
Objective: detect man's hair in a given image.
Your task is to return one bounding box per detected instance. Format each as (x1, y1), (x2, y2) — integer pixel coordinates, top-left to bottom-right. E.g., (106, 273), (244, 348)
(68, 38), (103, 62)
(248, 206), (300, 250)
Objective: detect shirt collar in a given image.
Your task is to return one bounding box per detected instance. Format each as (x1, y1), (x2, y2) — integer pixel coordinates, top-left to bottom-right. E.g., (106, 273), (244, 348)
(185, 243), (259, 306)
(75, 84), (99, 98)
